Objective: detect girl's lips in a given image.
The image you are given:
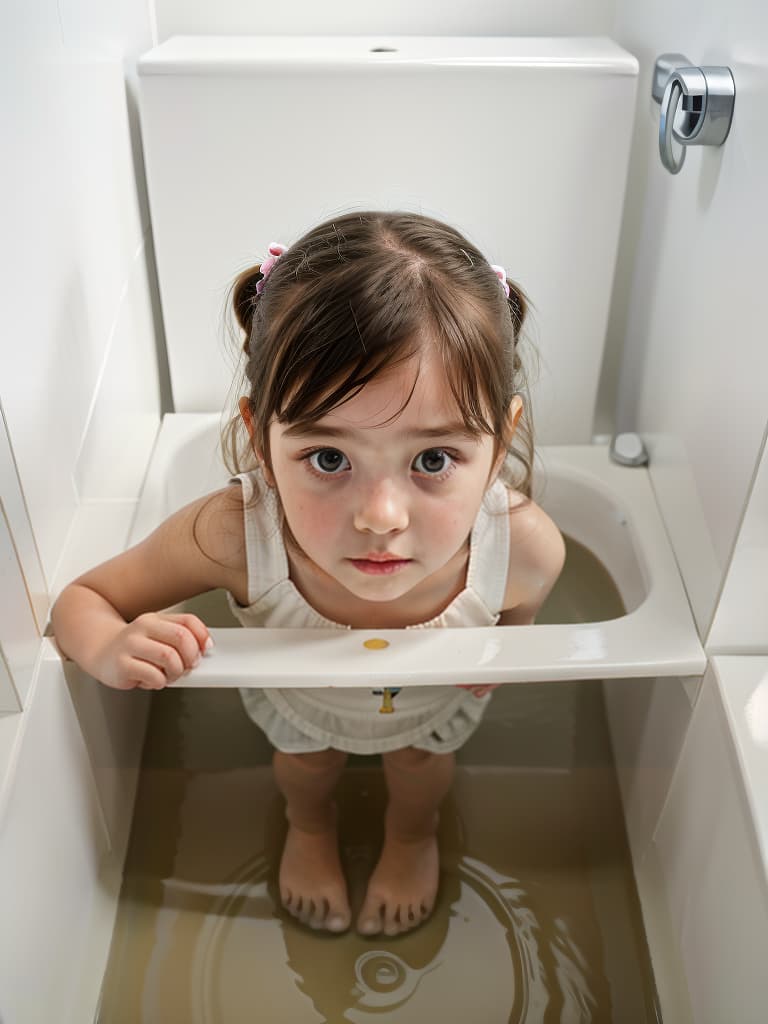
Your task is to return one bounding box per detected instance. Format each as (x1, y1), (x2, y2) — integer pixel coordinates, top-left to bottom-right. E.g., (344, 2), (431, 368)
(348, 556), (412, 575)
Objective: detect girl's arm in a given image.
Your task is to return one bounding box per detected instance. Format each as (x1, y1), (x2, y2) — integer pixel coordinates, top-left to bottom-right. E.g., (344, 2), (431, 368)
(457, 497), (565, 697)
(498, 495), (566, 626)
(51, 487), (246, 690)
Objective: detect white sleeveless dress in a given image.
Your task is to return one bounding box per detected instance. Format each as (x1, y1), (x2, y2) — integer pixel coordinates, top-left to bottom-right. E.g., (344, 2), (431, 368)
(227, 470), (511, 755)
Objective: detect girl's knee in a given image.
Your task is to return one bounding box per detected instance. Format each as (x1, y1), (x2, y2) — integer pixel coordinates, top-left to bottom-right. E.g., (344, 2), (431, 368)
(275, 748), (347, 774)
(384, 746), (446, 771)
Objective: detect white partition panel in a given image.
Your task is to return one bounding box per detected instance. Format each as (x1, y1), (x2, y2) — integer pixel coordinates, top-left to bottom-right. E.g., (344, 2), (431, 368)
(708, 433), (768, 653)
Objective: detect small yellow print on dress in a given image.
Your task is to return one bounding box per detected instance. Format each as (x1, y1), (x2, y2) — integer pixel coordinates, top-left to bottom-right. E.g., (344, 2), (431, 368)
(373, 688), (401, 714)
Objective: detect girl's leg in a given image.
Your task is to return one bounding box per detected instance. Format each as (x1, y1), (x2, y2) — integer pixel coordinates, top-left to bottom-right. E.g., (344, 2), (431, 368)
(357, 747), (454, 936)
(272, 748), (350, 932)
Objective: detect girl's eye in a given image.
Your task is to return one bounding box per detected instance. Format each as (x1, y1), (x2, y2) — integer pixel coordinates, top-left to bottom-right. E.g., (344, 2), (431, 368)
(307, 448), (350, 475)
(412, 448), (454, 475)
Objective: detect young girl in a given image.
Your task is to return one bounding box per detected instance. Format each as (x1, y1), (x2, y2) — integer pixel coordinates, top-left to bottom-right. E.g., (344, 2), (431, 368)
(52, 211), (565, 938)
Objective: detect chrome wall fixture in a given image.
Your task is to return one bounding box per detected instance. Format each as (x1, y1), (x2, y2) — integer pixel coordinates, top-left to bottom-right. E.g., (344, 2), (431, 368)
(652, 53), (735, 174)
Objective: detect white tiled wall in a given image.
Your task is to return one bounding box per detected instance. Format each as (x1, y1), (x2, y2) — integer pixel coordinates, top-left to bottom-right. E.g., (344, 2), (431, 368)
(153, 0), (614, 42)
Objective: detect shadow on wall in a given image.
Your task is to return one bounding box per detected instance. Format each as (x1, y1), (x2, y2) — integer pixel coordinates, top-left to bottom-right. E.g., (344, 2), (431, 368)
(123, 76), (173, 415)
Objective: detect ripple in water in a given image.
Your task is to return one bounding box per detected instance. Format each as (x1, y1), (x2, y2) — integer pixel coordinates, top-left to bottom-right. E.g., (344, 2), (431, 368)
(175, 853), (597, 1023)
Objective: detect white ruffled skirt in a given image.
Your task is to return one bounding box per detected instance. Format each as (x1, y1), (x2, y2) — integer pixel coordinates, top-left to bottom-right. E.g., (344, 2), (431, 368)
(239, 686), (492, 756)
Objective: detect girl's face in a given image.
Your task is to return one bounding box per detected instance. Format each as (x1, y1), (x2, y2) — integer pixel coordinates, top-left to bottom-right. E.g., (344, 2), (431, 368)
(260, 347), (520, 606)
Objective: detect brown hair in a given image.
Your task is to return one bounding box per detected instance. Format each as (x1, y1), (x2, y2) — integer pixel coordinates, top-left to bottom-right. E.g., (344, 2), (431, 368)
(224, 210), (534, 494)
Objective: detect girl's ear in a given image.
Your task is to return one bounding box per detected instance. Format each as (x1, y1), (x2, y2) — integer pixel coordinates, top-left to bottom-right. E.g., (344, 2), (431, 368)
(239, 396), (276, 486)
(490, 395), (524, 481)
(506, 394), (524, 435)
(238, 396), (255, 439)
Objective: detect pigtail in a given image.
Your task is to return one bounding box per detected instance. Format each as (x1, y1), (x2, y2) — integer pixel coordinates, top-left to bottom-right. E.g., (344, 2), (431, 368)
(232, 265), (264, 352)
(506, 281), (528, 344)
(220, 264), (265, 476)
(502, 278), (534, 497)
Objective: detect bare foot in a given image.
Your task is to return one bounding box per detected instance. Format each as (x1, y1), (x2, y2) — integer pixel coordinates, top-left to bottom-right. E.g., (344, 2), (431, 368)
(279, 821), (351, 932)
(356, 833), (439, 936)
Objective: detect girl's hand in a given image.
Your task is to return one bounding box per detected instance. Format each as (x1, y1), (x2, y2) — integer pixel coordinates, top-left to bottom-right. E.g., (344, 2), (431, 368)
(456, 684), (499, 698)
(92, 612), (212, 691)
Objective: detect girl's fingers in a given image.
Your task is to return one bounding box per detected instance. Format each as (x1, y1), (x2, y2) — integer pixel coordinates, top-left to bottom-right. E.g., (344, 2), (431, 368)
(134, 615), (204, 671)
(162, 613), (212, 655)
(120, 657), (168, 690)
(136, 678), (165, 691)
(128, 634), (187, 682)
(113, 613), (212, 689)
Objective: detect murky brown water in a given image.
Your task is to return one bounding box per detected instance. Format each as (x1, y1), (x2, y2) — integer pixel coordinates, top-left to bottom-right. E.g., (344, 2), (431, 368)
(96, 539), (660, 1022)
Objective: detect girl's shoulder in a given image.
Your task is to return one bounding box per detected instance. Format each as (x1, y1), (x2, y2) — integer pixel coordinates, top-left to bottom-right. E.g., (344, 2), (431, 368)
(190, 484), (248, 573)
(64, 485), (249, 621)
(499, 486), (566, 622)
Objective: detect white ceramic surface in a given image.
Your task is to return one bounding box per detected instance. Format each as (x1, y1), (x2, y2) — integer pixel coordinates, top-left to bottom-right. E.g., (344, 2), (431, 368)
(124, 413), (705, 688)
(137, 36), (637, 444)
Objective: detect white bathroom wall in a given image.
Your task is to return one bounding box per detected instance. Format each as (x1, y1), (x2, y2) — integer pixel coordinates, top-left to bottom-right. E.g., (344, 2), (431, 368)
(153, 0), (614, 42)
(0, 0), (163, 596)
(606, 0), (768, 636)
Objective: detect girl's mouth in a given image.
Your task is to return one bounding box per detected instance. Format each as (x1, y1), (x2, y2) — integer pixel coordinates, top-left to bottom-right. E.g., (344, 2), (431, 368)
(348, 556), (412, 575)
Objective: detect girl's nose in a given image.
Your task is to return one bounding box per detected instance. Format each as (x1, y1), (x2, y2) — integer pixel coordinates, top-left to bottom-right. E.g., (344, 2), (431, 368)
(353, 479), (409, 534)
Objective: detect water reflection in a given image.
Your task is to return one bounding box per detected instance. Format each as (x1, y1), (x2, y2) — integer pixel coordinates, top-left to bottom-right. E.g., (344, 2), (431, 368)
(96, 536), (654, 1023)
(99, 747), (656, 1022)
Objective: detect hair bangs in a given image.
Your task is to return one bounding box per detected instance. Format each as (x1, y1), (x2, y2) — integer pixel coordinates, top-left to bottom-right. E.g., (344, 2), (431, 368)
(425, 287), (508, 439)
(271, 265), (426, 429)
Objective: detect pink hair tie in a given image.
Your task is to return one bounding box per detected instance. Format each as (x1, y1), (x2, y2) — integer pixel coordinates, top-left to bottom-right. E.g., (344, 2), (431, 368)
(490, 264), (510, 298)
(255, 242), (288, 295)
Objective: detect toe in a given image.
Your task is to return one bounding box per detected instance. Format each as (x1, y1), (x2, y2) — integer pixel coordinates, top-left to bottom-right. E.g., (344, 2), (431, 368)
(298, 898), (315, 926)
(383, 903), (402, 936)
(308, 897), (328, 930)
(357, 901), (384, 936)
(327, 912), (350, 933)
